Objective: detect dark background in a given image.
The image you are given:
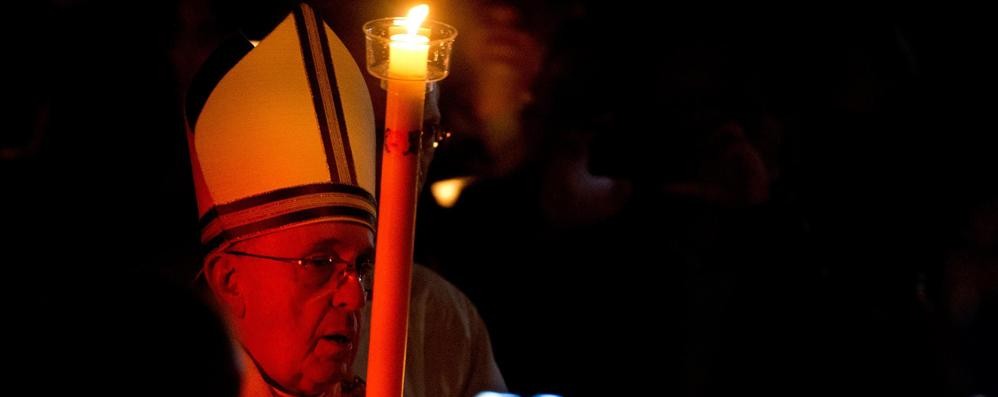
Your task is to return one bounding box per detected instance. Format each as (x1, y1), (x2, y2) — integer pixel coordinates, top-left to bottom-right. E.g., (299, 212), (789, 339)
(3, 1), (995, 396)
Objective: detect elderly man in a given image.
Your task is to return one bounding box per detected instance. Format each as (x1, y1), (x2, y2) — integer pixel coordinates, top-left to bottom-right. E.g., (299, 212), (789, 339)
(186, 3), (505, 396)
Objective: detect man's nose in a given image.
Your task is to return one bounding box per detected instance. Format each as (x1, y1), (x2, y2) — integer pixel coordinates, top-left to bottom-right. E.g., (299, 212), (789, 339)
(331, 273), (365, 311)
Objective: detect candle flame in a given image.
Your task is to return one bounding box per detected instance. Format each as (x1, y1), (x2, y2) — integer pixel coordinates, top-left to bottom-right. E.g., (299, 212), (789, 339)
(399, 4), (429, 35)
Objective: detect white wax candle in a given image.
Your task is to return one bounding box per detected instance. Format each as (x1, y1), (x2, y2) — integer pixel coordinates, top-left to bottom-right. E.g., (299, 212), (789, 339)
(388, 5), (430, 80)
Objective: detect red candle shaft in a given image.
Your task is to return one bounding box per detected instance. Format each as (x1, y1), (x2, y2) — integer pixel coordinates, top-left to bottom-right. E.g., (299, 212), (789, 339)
(367, 79), (426, 397)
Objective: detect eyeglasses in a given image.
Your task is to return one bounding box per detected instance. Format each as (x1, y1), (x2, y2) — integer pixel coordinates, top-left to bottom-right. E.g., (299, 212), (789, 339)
(224, 250), (373, 294)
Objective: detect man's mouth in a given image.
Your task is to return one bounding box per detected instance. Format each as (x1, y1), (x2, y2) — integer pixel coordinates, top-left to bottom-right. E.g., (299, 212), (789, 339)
(314, 331), (354, 359)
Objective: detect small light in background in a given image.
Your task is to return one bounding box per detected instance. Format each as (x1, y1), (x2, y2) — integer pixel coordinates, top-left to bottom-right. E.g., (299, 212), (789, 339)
(533, 394), (563, 397)
(475, 392), (519, 397)
(431, 177), (474, 208)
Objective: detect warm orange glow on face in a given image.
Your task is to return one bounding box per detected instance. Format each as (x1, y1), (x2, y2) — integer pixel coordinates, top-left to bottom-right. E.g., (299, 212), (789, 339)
(220, 222), (372, 394)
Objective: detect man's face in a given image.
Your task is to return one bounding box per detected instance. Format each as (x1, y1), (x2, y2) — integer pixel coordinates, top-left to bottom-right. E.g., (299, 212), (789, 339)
(224, 221), (373, 394)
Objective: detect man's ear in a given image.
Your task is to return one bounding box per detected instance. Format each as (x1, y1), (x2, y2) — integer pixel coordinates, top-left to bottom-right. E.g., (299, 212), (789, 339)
(204, 255), (246, 319)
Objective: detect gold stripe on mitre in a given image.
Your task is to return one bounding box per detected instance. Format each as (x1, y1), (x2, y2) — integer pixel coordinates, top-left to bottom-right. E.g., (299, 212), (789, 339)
(188, 3), (376, 256)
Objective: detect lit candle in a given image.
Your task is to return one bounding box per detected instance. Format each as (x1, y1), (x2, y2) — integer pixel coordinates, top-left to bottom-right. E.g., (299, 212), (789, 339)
(368, 4), (433, 397)
(388, 5), (429, 80)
